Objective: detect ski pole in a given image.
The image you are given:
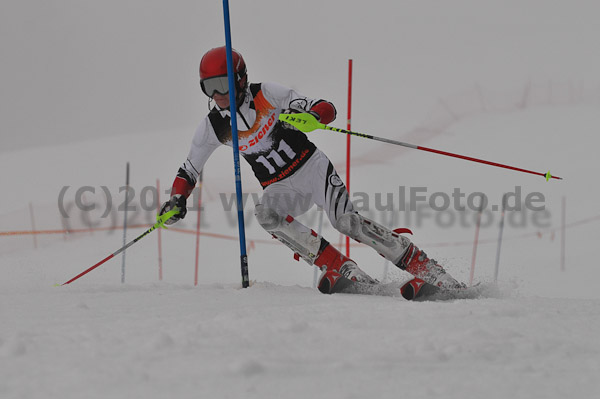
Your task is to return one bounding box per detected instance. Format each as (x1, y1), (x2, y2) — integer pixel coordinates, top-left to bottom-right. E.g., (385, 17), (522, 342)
(279, 113), (562, 181)
(56, 208), (180, 286)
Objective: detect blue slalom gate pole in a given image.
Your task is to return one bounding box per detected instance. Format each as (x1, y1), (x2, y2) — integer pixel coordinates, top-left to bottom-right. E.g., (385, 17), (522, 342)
(222, 0), (250, 288)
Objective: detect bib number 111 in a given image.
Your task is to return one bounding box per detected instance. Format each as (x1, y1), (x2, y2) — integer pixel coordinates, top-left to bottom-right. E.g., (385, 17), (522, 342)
(255, 140), (296, 175)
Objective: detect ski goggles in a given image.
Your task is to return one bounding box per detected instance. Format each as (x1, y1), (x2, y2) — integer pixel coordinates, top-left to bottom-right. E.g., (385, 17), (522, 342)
(200, 76), (229, 97)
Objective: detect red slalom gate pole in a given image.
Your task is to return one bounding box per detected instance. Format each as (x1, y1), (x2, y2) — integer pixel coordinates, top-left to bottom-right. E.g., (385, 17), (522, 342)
(345, 59), (353, 257)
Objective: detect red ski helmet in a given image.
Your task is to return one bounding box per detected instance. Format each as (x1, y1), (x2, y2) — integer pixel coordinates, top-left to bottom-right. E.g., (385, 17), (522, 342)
(199, 46), (247, 98)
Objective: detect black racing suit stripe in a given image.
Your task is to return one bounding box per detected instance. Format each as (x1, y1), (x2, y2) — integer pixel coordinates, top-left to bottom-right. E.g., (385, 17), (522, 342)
(177, 167), (197, 187)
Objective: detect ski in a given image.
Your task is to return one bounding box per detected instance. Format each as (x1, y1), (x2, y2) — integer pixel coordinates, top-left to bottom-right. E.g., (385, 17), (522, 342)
(326, 274), (487, 301)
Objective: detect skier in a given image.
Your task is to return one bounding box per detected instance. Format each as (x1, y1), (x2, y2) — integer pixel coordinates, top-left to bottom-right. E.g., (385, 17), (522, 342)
(159, 46), (465, 299)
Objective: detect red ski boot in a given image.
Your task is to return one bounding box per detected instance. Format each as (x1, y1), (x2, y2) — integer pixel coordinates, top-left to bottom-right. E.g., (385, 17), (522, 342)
(398, 244), (465, 290)
(314, 243), (377, 294)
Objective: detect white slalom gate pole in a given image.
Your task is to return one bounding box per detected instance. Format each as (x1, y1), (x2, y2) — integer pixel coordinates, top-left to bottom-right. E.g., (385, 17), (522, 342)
(29, 202), (38, 249)
(121, 162), (130, 284)
(194, 171), (204, 286)
(493, 193), (508, 282)
(469, 194), (484, 286)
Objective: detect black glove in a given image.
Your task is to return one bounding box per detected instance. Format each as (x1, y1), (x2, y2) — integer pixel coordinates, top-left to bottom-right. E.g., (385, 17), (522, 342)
(159, 194), (187, 225)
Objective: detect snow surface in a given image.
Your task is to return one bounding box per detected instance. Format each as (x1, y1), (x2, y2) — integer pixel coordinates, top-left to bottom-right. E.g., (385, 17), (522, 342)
(2, 1), (600, 398)
(2, 281), (600, 399)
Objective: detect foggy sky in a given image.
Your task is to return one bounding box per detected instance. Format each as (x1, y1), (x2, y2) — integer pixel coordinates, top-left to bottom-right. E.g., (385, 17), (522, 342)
(1, 0), (598, 153)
